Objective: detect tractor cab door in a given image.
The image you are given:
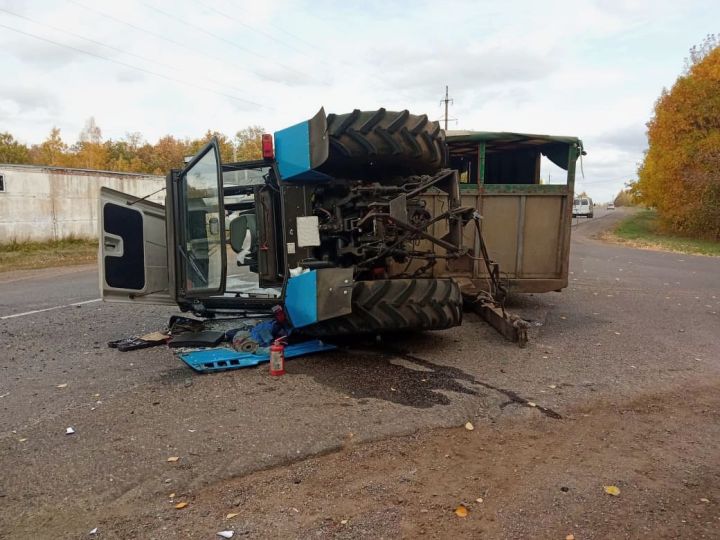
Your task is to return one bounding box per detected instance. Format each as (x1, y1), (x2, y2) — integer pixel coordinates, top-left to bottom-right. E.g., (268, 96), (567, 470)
(169, 139), (227, 300)
(99, 187), (175, 305)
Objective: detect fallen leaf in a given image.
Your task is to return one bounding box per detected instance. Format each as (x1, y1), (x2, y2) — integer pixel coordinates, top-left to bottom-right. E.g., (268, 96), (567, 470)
(167, 456), (180, 463)
(174, 502), (188, 509)
(566, 534), (575, 540)
(604, 485), (621, 496)
(57, 383), (68, 388)
(226, 512), (239, 519)
(464, 422), (474, 431)
(454, 505), (468, 517)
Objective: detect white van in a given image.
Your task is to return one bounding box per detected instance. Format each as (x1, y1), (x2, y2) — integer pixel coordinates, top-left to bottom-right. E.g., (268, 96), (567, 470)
(572, 197), (593, 218)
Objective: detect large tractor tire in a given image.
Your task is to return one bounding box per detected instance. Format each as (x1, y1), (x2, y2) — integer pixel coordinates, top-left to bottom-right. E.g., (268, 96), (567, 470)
(319, 109), (447, 179)
(302, 278), (462, 337)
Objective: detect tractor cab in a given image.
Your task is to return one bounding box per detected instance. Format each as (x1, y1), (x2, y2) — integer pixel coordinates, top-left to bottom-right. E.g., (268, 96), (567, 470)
(100, 138), (285, 317)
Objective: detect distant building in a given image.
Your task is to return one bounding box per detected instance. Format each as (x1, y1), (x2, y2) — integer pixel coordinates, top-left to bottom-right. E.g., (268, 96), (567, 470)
(0, 164), (165, 243)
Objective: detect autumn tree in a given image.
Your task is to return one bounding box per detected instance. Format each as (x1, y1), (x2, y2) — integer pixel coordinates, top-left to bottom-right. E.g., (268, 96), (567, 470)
(0, 132), (30, 164)
(235, 126), (264, 161)
(4, 123), (267, 174)
(636, 35), (720, 240)
(30, 127), (68, 166)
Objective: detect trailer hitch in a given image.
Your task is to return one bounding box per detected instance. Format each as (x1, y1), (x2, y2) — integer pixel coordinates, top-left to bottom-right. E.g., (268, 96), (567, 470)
(463, 291), (529, 348)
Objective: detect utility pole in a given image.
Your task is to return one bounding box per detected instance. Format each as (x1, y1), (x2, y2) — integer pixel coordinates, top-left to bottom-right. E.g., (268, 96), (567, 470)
(440, 85), (456, 130)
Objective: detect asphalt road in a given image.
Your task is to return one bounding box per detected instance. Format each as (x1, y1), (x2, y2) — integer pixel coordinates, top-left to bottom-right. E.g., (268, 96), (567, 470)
(1, 208), (718, 538)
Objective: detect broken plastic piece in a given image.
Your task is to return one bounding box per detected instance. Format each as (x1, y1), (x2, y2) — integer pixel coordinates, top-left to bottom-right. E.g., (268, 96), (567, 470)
(178, 339), (336, 373)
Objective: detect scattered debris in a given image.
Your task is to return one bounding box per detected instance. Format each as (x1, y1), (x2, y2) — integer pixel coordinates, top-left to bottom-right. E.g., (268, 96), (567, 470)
(603, 485), (621, 496)
(65, 427), (75, 435)
(168, 331), (225, 349)
(167, 456), (180, 463)
(700, 498), (710, 503)
(174, 502), (188, 509)
(454, 505), (468, 517)
(464, 422), (474, 431)
(57, 383), (68, 389)
(217, 531), (234, 539)
(168, 493), (176, 498)
(226, 513), (239, 519)
(340, 519), (348, 525)
(566, 534), (575, 540)
(89, 527), (98, 535)
(108, 331), (169, 352)
(178, 340), (335, 374)
(528, 402), (537, 408)
(475, 498), (483, 503)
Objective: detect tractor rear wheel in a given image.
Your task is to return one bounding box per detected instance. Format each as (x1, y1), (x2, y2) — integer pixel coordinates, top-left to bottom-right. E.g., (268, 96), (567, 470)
(301, 278), (462, 336)
(319, 109), (447, 179)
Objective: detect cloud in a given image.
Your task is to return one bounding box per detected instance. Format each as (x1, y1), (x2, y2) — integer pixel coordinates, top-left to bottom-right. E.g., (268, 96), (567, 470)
(366, 45), (556, 99)
(594, 124), (648, 154)
(0, 84), (59, 113)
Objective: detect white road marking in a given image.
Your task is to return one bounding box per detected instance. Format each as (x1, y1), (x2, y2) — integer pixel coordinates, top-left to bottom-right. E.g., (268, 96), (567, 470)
(1, 298), (102, 320)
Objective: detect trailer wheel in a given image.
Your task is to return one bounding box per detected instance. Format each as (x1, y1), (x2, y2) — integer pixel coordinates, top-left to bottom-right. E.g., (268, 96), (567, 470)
(320, 109), (447, 179)
(301, 278), (462, 336)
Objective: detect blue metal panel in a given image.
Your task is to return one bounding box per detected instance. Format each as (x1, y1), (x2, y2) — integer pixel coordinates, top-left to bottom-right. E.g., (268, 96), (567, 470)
(178, 340), (336, 373)
(274, 120), (311, 180)
(284, 270), (318, 328)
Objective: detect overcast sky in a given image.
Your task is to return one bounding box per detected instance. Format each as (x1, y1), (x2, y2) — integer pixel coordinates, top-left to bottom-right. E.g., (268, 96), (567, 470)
(1, 0), (718, 201)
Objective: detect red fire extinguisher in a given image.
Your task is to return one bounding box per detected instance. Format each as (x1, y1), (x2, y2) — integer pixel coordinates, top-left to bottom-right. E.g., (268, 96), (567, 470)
(269, 338), (286, 376)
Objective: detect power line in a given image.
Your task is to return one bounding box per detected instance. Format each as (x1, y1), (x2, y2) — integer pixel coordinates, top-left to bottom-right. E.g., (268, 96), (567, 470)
(140, 1), (312, 83)
(0, 6), (259, 101)
(223, 0), (324, 53)
(0, 21), (267, 108)
(66, 0), (259, 82)
(198, 1), (309, 56)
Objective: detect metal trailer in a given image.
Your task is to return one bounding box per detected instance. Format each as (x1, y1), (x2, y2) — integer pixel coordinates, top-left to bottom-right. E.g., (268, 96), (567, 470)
(445, 131), (584, 294)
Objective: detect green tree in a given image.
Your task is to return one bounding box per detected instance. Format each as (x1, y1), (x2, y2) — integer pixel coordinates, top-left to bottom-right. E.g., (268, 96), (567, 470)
(0, 132), (30, 164)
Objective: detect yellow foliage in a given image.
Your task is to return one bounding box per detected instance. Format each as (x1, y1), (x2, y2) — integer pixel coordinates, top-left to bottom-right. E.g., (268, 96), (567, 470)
(637, 38), (720, 240)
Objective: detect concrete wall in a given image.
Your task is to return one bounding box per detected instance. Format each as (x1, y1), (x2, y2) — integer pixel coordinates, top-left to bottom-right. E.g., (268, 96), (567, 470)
(0, 164), (165, 243)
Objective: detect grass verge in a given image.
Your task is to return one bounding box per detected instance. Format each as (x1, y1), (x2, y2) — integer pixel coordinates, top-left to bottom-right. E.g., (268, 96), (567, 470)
(0, 237), (98, 273)
(607, 209), (720, 256)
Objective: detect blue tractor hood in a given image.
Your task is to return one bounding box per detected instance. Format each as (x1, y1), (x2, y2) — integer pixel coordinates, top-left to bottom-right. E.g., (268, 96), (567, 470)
(274, 108), (331, 181)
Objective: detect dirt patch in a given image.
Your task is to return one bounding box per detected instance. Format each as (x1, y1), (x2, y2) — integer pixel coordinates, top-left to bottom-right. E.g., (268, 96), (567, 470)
(6, 379), (718, 539)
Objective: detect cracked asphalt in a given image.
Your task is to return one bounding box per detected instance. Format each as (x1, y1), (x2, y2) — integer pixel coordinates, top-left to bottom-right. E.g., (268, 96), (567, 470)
(1, 208), (719, 538)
